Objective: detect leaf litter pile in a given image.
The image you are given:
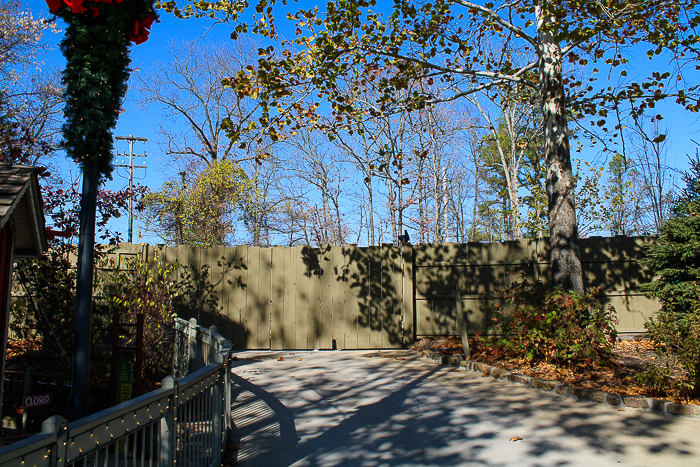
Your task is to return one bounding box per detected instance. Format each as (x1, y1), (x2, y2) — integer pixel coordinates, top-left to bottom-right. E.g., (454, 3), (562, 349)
(412, 336), (699, 406)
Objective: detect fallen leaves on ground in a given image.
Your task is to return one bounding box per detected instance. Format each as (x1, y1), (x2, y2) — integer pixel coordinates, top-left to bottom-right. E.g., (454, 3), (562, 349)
(412, 336), (699, 406)
(509, 436), (523, 442)
(277, 357), (284, 361)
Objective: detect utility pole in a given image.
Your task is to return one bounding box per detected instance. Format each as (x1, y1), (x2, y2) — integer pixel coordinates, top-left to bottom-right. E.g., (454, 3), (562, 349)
(115, 135), (147, 243)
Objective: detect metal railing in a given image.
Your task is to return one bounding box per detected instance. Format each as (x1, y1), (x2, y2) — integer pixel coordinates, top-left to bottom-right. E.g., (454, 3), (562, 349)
(0, 317), (233, 466)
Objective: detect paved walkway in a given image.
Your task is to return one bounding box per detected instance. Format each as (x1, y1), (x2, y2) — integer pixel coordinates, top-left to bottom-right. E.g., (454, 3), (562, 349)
(230, 350), (700, 467)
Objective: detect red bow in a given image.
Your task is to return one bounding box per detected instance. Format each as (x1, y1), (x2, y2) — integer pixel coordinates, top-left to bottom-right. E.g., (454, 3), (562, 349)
(46, 0), (63, 14)
(64, 0), (87, 14)
(130, 13), (154, 45)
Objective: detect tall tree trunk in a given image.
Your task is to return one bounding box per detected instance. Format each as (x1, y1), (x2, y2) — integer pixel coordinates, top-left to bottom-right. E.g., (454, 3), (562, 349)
(537, 5), (584, 294)
(364, 151), (376, 246)
(471, 164), (479, 242)
(418, 174), (425, 243)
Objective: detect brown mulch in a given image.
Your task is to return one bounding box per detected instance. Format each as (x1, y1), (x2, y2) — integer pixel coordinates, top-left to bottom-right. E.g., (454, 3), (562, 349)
(412, 335), (700, 406)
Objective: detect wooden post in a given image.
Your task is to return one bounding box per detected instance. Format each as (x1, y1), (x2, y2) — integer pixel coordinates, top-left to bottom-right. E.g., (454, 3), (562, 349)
(188, 318), (196, 373)
(212, 352), (224, 461)
(41, 415), (68, 466)
(455, 289), (470, 359)
(160, 375), (176, 466)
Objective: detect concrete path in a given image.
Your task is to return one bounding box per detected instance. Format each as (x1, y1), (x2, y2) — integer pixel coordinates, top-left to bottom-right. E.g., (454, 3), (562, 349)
(229, 350), (700, 467)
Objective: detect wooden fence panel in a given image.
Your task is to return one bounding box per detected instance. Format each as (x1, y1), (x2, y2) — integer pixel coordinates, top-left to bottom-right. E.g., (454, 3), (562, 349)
(306, 247), (322, 349)
(282, 247), (297, 349)
(343, 245), (361, 349)
(331, 246), (346, 349)
(225, 246), (247, 348)
(381, 245), (402, 348)
(258, 248), (272, 349)
(245, 247), (260, 348)
(401, 245), (414, 347)
(270, 247), (286, 350)
(319, 246), (334, 349)
(294, 246), (309, 350)
(368, 247), (383, 349)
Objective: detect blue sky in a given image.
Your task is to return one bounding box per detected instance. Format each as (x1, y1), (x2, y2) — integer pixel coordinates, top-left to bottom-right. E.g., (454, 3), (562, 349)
(21, 0), (700, 243)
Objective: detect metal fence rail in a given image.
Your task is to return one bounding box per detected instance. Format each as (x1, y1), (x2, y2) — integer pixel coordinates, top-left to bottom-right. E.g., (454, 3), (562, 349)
(0, 317), (233, 467)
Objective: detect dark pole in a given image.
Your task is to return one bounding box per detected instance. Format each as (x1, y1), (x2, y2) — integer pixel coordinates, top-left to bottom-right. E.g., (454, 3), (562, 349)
(71, 155), (99, 420)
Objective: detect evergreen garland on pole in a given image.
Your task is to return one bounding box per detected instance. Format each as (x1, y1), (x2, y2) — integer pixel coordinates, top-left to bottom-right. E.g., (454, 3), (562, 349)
(46, 0), (156, 419)
(49, 0), (157, 178)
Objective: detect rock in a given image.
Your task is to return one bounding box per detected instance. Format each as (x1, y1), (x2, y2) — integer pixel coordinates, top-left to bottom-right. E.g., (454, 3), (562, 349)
(605, 394), (621, 406)
(651, 399), (669, 412)
(490, 368), (509, 380)
(530, 378), (558, 391)
(507, 374), (531, 385)
(623, 396), (650, 409)
(666, 403), (700, 417)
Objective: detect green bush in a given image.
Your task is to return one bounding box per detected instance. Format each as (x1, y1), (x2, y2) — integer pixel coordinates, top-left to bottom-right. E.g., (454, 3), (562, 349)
(103, 252), (179, 384)
(483, 279), (617, 366)
(636, 311), (700, 399)
(638, 156), (700, 399)
(11, 245), (113, 371)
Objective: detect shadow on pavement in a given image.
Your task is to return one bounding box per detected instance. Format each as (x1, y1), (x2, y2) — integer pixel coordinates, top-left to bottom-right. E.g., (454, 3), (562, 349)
(229, 351), (700, 467)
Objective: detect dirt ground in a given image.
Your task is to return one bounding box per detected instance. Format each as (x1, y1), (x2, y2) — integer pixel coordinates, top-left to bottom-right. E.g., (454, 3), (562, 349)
(412, 335), (699, 405)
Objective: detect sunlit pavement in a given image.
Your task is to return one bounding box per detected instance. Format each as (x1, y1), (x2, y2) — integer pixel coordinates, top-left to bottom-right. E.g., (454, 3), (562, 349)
(229, 349), (700, 467)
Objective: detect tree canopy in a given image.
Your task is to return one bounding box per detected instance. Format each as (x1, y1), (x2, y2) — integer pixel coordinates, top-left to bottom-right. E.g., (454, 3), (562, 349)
(162, 0), (700, 291)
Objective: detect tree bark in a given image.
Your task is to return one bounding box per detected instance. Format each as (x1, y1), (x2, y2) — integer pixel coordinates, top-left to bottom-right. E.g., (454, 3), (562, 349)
(536, 5), (584, 294)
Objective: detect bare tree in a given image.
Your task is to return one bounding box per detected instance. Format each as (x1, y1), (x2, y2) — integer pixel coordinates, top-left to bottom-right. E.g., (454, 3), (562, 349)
(135, 39), (266, 167)
(280, 128), (349, 246)
(630, 120), (677, 233)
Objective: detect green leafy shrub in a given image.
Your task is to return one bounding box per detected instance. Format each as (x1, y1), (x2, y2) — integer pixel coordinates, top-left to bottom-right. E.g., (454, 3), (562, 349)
(636, 311), (700, 399)
(103, 252), (179, 385)
(638, 155), (700, 399)
(11, 245), (113, 372)
(483, 279), (617, 366)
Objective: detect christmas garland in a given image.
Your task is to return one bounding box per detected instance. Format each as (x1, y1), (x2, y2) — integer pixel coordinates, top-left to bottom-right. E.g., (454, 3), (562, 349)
(47, 0), (157, 177)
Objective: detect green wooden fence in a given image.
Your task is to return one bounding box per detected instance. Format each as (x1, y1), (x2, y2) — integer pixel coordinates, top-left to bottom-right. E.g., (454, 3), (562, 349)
(105, 236), (659, 350)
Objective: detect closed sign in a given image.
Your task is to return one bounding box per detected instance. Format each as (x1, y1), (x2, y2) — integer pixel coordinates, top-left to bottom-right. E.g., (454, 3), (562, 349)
(22, 394), (52, 408)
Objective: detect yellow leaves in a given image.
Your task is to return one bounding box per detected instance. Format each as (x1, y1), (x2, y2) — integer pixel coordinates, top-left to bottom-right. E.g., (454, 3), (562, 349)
(509, 436), (523, 442)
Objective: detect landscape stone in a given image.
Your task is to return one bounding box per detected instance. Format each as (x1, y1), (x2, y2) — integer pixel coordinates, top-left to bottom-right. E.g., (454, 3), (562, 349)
(530, 378), (558, 391)
(623, 396), (650, 409)
(554, 384), (566, 395)
(605, 394), (621, 406)
(666, 403), (700, 417)
(490, 368), (509, 379)
(473, 362), (493, 373)
(507, 373), (531, 385)
(651, 399), (669, 411)
(578, 389), (605, 403)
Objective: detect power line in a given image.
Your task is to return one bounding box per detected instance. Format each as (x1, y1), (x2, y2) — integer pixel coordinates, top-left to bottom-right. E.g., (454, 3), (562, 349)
(115, 135), (147, 243)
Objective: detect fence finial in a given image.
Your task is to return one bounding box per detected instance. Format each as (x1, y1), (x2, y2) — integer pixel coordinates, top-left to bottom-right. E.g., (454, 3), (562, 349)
(41, 415), (68, 435)
(161, 375), (175, 390)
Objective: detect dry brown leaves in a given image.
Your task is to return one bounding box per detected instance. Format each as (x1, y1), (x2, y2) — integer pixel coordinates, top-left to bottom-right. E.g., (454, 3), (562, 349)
(412, 336), (699, 406)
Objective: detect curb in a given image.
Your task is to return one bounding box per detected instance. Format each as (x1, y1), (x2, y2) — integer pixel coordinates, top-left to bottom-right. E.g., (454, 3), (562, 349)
(421, 350), (700, 420)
